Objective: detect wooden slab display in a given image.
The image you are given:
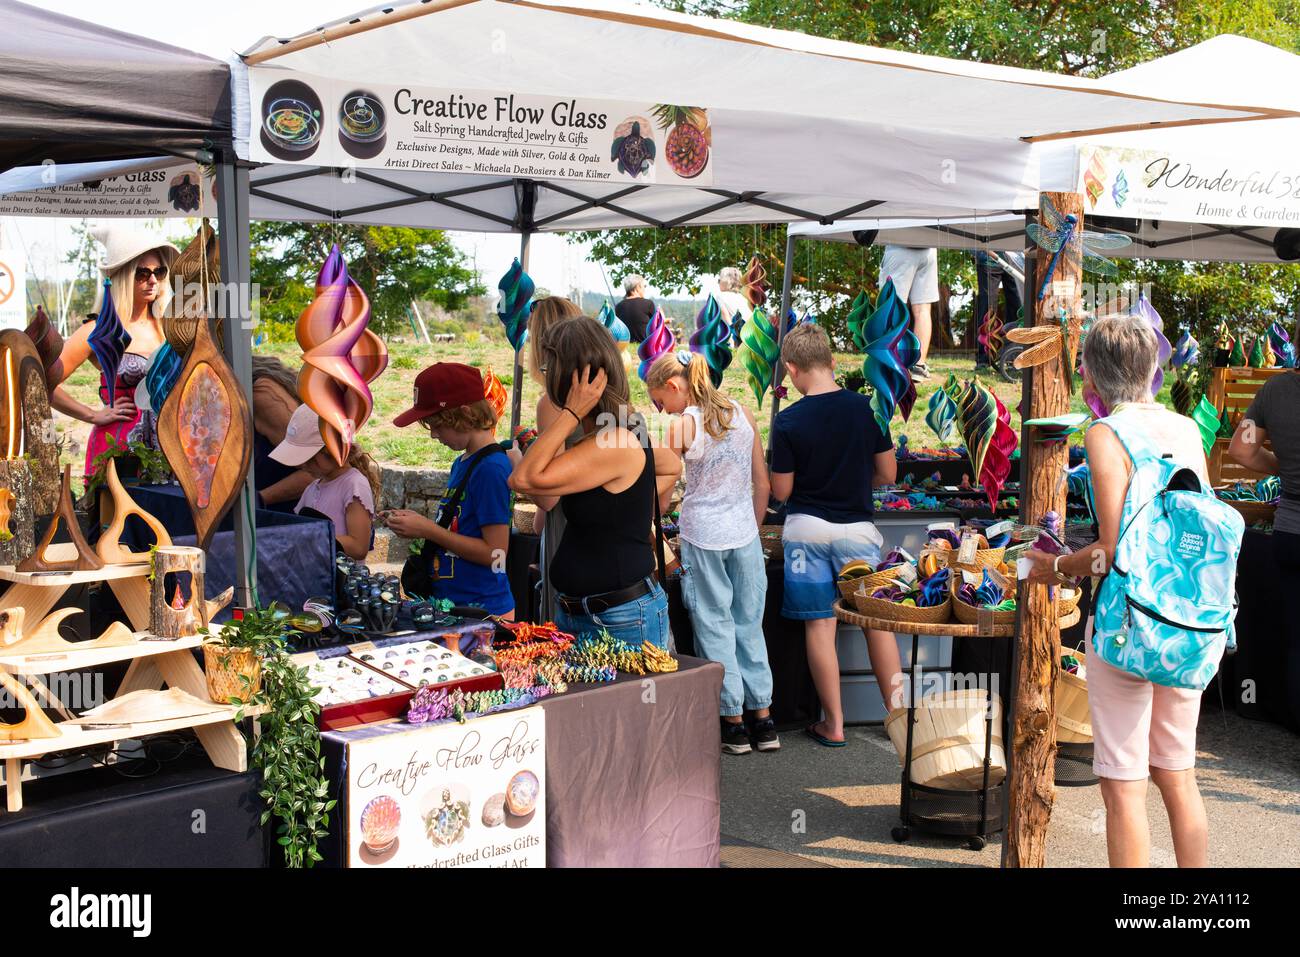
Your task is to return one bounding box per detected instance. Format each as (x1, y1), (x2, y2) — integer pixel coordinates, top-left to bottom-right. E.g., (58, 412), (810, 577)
(95, 458), (171, 564)
(0, 670), (60, 743)
(156, 315), (252, 552)
(0, 607), (137, 657)
(0, 329), (59, 515)
(0, 633), (194, 674)
(16, 465), (103, 573)
(0, 460), (35, 568)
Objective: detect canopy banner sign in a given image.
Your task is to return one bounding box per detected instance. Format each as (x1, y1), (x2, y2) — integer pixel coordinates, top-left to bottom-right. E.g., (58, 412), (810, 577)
(0, 251), (26, 330)
(249, 67), (714, 186)
(1078, 145), (1300, 229)
(0, 166), (214, 219)
(345, 706), (545, 868)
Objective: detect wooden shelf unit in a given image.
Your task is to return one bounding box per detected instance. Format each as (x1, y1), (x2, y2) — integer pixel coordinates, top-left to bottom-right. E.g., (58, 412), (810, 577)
(0, 552), (257, 813)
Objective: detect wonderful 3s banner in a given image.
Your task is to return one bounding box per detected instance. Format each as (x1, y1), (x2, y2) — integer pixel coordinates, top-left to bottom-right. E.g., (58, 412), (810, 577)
(249, 67), (714, 186)
(1078, 144), (1300, 228)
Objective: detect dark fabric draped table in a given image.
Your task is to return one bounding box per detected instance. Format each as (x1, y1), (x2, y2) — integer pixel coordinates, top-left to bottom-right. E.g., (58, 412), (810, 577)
(1216, 528), (1300, 731)
(119, 484), (336, 620)
(320, 655), (724, 867)
(0, 754), (265, 867)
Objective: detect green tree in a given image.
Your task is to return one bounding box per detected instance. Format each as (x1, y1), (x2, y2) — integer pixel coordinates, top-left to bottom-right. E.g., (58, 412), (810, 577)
(576, 0), (1300, 347)
(250, 223), (484, 338)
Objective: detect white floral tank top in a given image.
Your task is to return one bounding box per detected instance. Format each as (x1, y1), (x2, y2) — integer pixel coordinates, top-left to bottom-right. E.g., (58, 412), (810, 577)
(679, 401), (759, 551)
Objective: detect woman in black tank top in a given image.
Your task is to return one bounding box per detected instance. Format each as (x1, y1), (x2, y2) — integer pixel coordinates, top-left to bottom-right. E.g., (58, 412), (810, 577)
(509, 318), (681, 648)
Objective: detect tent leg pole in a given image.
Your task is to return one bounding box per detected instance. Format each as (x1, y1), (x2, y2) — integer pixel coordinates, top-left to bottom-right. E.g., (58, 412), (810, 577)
(769, 231), (797, 437)
(216, 157), (257, 609)
(510, 230), (531, 437)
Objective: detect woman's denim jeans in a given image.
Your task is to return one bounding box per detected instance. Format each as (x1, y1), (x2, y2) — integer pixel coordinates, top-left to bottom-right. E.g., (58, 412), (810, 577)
(554, 578), (671, 650)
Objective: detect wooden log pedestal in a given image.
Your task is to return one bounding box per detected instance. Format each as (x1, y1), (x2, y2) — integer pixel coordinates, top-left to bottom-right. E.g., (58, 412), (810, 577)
(149, 546), (206, 638)
(833, 600), (1080, 857)
(0, 545), (261, 813)
(1009, 191), (1084, 867)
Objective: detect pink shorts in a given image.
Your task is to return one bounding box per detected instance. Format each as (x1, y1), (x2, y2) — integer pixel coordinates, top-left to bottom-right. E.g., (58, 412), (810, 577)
(1085, 642), (1201, 781)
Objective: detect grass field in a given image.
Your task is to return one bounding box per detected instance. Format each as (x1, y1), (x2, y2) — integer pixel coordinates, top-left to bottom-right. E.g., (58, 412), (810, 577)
(56, 331), (1105, 476)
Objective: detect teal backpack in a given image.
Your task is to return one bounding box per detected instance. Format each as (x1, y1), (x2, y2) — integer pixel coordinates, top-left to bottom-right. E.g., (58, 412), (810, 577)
(1091, 415), (1244, 690)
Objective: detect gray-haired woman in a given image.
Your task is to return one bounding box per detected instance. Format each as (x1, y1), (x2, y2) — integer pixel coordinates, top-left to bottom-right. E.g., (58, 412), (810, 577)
(1024, 314), (1211, 868)
(712, 266), (749, 326)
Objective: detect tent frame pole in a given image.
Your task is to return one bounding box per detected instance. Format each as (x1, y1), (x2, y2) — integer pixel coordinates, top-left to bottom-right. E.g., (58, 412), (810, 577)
(768, 230), (798, 432)
(216, 155), (257, 609)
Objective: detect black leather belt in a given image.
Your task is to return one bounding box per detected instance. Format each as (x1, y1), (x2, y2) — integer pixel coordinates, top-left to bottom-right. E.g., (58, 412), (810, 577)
(556, 578), (654, 616)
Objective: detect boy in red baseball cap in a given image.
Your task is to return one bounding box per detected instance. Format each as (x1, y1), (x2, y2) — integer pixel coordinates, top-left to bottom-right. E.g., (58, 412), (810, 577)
(384, 363), (515, 617)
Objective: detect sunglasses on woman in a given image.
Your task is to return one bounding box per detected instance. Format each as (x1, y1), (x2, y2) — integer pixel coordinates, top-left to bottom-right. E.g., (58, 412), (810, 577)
(134, 266), (169, 283)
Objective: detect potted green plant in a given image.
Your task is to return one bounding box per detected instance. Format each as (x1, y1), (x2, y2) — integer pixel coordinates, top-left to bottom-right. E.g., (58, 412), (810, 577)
(207, 605), (335, 868)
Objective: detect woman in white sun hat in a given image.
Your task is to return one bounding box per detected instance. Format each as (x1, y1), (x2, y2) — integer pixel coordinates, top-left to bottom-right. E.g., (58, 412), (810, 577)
(49, 226), (178, 479)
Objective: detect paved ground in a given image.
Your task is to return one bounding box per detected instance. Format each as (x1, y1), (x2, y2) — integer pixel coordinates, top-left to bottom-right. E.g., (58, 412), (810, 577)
(720, 708), (1300, 867)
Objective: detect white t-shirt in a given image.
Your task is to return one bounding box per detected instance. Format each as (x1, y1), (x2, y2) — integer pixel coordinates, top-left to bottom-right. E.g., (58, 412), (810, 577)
(712, 290), (750, 324)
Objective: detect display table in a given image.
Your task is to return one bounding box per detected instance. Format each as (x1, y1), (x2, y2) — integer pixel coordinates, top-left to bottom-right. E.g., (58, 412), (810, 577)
(119, 484), (336, 620)
(1219, 528), (1300, 731)
(319, 655), (724, 867)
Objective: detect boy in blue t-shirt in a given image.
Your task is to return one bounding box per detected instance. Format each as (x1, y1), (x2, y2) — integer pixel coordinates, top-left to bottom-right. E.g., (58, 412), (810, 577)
(770, 324), (899, 747)
(384, 363), (515, 617)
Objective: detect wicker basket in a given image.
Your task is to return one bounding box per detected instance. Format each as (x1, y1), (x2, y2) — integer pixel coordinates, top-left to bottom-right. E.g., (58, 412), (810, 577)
(885, 690), (1006, 789)
(851, 587), (952, 625)
(512, 502), (538, 535)
(1055, 664), (1092, 743)
(946, 590), (1013, 629)
(838, 562), (908, 599)
(203, 644), (262, 704)
(837, 577), (865, 599)
(941, 546), (1006, 574)
(1057, 586), (1082, 616)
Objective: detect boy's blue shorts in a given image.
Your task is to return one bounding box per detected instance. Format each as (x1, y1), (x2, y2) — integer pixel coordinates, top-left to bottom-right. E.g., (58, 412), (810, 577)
(781, 513), (885, 620)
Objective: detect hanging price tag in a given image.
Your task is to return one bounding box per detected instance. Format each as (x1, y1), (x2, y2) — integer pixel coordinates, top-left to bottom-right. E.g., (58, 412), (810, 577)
(977, 607), (997, 635)
(987, 567), (1012, 595)
(893, 564), (918, 588)
(958, 533), (979, 566)
(986, 520), (1014, 541)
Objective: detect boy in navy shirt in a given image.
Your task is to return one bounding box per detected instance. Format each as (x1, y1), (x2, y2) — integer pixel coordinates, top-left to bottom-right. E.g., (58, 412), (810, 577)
(770, 324), (900, 746)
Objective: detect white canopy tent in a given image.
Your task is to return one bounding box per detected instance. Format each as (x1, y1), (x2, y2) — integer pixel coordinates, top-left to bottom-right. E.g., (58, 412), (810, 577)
(785, 36), (1300, 263)
(2, 1), (1288, 613)
(231, 0), (1288, 231)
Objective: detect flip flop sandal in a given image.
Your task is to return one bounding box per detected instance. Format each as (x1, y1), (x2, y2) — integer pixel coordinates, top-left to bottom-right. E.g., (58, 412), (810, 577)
(804, 724), (847, 748)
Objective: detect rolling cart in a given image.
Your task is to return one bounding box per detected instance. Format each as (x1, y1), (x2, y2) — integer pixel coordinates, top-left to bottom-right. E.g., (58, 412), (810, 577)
(833, 600), (1080, 852)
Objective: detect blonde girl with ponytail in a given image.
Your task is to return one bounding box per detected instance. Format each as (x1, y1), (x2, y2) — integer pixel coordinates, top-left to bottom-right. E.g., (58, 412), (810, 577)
(647, 350), (778, 754)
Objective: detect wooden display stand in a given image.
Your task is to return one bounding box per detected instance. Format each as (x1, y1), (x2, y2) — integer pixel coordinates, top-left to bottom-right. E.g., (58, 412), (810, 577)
(1204, 366), (1287, 486)
(0, 545), (261, 812)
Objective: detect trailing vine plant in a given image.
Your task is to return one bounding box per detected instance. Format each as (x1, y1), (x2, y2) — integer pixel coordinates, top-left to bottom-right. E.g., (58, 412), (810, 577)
(214, 605), (335, 867)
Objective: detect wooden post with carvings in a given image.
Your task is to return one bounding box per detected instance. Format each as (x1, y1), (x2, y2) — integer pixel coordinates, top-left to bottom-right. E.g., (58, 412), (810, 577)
(1005, 191), (1084, 867)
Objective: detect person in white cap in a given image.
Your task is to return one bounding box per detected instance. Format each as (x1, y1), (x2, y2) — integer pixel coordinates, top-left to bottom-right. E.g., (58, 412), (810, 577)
(270, 403), (380, 561)
(48, 226), (178, 479)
